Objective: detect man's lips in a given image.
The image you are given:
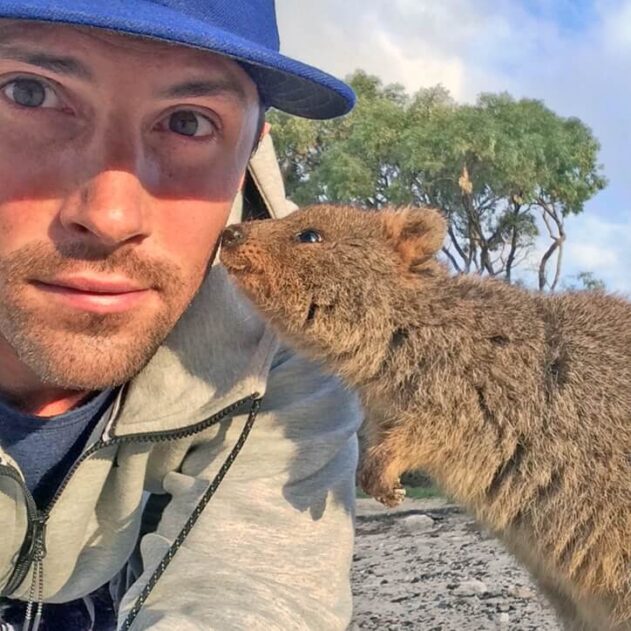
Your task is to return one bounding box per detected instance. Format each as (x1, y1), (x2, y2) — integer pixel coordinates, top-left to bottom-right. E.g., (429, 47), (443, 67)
(37, 275), (146, 293)
(30, 275), (154, 314)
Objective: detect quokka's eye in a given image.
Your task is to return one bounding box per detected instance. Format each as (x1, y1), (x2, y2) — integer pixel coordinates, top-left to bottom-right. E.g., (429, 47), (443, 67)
(296, 229), (323, 244)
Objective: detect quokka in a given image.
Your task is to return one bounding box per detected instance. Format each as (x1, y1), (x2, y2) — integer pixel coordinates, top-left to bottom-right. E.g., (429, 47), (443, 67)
(220, 204), (631, 631)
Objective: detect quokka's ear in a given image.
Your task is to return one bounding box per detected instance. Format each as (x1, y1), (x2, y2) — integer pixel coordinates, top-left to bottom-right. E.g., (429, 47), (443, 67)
(381, 207), (447, 271)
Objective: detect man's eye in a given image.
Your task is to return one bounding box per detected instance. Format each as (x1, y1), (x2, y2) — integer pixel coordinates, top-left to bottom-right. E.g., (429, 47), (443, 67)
(2, 78), (60, 109)
(167, 110), (216, 138)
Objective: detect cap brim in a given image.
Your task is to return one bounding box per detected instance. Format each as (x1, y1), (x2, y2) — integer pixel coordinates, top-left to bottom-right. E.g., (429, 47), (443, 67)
(0, 0), (356, 119)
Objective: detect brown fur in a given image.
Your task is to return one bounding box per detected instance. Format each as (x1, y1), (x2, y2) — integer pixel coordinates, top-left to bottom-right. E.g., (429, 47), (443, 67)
(220, 204), (631, 631)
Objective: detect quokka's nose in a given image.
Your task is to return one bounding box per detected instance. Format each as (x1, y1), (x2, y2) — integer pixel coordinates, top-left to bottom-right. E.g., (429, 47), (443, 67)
(221, 225), (246, 249)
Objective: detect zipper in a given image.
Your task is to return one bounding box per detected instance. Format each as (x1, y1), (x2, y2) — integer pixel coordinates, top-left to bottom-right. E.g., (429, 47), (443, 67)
(0, 465), (47, 631)
(0, 393), (260, 619)
(0, 464), (41, 598)
(22, 513), (46, 631)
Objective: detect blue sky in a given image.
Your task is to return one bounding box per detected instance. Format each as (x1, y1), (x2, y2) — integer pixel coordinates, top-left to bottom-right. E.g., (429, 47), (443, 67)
(277, 0), (631, 294)
(521, 0), (597, 31)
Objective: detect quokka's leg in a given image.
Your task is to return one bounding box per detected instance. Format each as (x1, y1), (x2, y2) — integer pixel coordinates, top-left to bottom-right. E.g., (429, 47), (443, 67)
(358, 436), (407, 507)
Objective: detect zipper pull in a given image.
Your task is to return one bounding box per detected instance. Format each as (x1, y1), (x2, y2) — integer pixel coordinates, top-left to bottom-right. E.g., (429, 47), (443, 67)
(22, 514), (47, 631)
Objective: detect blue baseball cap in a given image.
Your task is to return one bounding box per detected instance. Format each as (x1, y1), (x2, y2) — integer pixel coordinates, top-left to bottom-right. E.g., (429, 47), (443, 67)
(0, 0), (356, 119)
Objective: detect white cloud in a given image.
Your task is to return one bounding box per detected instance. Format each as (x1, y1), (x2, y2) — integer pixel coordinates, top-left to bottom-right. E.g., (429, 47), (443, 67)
(276, 0), (510, 99)
(276, 0), (565, 99)
(562, 214), (631, 294)
(368, 27), (467, 98)
(601, 0), (631, 52)
(569, 243), (618, 271)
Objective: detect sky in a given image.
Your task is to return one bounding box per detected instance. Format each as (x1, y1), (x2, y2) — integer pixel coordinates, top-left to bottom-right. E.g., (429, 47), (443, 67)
(276, 0), (631, 294)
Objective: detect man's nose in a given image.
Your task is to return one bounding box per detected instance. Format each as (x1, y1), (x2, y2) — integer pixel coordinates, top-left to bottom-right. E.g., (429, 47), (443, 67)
(58, 116), (152, 247)
(58, 168), (150, 247)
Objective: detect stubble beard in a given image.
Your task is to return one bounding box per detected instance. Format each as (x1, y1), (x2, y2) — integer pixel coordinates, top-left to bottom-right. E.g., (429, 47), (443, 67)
(0, 241), (203, 390)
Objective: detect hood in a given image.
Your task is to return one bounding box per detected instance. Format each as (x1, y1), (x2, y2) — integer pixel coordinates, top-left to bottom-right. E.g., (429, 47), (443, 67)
(245, 133), (298, 220)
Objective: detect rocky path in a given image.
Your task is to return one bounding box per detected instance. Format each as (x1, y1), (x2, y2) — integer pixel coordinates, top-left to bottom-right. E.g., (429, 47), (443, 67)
(350, 498), (562, 630)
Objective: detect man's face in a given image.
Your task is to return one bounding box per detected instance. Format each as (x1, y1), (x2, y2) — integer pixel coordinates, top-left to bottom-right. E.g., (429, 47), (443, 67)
(0, 20), (261, 391)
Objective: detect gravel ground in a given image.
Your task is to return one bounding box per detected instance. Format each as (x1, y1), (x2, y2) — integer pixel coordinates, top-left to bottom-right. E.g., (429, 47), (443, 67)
(350, 497), (562, 631)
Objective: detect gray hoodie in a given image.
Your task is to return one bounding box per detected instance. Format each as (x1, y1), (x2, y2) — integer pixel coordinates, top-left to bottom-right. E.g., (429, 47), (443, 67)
(0, 135), (362, 630)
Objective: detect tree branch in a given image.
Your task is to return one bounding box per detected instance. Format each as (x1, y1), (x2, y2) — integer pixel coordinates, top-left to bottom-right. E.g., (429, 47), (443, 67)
(537, 201), (566, 291)
(447, 224), (469, 271)
(442, 246), (463, 273)
(504, 202), (522, 283)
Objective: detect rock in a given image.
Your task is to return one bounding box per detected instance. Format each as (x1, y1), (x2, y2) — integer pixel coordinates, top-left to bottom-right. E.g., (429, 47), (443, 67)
(507, 585), (536, 599)
(498, 612), (510, 625)
(400, 514), (435, 532)
(391, 593), (421, 603)
(452, 579), (489, 597)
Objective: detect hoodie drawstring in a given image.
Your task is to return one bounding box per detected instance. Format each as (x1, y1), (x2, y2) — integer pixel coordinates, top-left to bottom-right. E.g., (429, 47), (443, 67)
(119, 396), (262, 631)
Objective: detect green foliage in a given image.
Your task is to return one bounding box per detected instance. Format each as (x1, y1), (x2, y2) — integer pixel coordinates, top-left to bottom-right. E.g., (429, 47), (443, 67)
(563, 271), (607, 292)
(268, 72), (607, 288)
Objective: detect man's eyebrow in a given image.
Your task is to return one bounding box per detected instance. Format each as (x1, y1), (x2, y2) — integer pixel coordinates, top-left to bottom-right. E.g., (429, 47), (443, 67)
(158, 79), (248, 105)
(0, 46), (94, 81)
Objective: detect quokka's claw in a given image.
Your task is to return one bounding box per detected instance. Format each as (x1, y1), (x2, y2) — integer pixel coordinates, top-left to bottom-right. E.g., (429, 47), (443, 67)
(375, 482), (406, 508)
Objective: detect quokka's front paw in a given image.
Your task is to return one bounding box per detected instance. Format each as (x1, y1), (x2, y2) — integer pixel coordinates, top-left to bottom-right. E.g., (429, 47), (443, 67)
(376, 482), (406, 508)
(358, 460), (406, 508)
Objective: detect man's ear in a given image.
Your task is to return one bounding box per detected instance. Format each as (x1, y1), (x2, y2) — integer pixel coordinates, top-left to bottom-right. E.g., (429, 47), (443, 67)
(381, 207), (447, 271)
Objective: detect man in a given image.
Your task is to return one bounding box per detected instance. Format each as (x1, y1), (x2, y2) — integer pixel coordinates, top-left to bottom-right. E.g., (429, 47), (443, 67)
(0, 2), (361, 629)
